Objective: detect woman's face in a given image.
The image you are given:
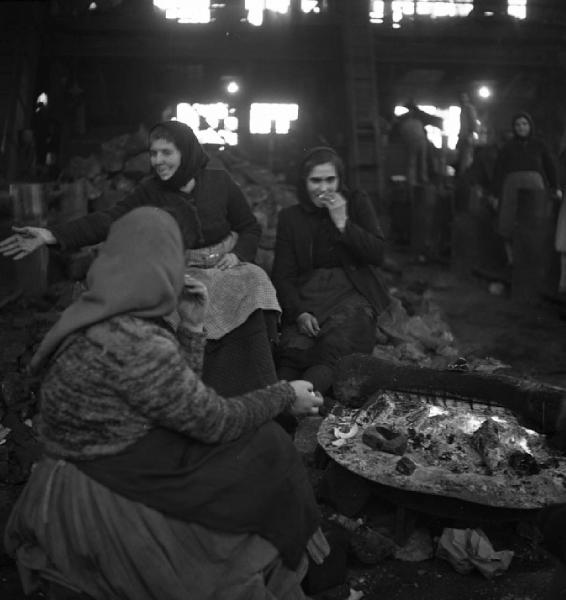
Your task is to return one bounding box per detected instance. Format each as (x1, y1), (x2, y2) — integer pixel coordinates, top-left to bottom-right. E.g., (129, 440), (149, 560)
(514, 117), (531, 138)
(150, 138), (182, 181)
(306, 162), (339, 207)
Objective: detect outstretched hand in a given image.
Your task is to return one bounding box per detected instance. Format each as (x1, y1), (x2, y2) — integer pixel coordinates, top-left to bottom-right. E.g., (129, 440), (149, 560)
(178, 275), (209, 331)
(0, 226), (56, 260)
(288, 380), (324, 416)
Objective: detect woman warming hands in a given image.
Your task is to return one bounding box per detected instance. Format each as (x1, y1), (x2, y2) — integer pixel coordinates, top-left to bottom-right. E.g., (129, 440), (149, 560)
(4, 206), (327, 600)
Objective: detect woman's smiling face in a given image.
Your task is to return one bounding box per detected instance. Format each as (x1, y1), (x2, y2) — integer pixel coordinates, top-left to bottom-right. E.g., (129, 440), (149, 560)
(306, 162), (339, 206)
(150, 138), (182, 181)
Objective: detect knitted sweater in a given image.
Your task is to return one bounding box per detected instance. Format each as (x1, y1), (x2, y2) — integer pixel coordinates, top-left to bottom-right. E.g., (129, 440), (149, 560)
(39, 315), (295, 460)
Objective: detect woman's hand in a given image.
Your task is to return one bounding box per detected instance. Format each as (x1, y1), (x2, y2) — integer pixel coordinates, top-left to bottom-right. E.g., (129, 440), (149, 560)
(178, 276), (209, 332)
(0, 226), (56, 260)
(317, 192), (348, 231)
(288, 380), (324, 416)
(297, 312), (319, 337)
(215, 252), (240, 271)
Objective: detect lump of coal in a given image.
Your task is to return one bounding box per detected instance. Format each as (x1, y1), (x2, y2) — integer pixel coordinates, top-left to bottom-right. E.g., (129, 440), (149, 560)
(396, 456), (417, 475)
(362, 426), (408, 455)
(508, 451), (540, 476)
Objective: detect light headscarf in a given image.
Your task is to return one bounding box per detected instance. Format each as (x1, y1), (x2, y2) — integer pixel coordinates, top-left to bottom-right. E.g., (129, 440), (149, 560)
(30, 207), (185, 372)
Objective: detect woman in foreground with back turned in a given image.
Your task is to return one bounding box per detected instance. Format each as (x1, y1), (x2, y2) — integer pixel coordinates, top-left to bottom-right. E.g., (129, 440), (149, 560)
(4, 206), (327, 600)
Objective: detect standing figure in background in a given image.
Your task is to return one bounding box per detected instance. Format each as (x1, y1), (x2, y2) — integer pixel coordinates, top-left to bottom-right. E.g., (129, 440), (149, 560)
(456, 92), (479, 175)
(272, 147), (391, 402)
(0, 120), (280, 397)
(491, 112), (561, 267)
(396, 100), (443, 188)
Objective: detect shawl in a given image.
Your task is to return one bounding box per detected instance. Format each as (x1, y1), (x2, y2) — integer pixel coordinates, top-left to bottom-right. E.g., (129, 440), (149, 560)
(30, 207), (184, 372)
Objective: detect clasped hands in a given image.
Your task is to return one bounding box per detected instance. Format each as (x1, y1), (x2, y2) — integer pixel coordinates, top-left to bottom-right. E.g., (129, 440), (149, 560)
(316, 192), (348, 231)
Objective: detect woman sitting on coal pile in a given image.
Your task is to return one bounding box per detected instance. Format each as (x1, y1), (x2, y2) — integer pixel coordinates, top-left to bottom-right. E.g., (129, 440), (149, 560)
(4, 206), (328, 600)
(0, 120), (280, 397)
(271, 146), (391, 402)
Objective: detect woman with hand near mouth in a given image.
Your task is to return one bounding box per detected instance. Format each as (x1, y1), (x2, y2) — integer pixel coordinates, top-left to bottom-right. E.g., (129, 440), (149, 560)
(272, 146), (391, 401)
(0, 121), (281, 396)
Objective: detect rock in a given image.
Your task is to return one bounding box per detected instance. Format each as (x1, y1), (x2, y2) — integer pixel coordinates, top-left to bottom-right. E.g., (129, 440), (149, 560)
(362, 426), (408, 455)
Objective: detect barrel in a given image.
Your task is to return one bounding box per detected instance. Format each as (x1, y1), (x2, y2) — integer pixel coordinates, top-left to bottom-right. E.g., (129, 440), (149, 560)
(9, 182), (49, 296)
(9, 182), (47, 227)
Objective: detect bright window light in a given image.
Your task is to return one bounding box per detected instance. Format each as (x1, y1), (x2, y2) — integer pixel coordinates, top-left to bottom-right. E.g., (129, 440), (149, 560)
(153, 0), (211, 23)
(250, 103), (298, 134)
(508, 0), (526, 19)
(394, 104), (463, 150)
(245, 0), (290, 26)
(301, 0), (320, 13)
(370, 1), (385, 23)
(176, 102), (238, 145)
(377, 1), (475, 25)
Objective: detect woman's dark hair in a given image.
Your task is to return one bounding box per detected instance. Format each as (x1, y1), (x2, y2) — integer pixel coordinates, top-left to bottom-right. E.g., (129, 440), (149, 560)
(297, 146), (347, 205)
(149, 125), (177, 146)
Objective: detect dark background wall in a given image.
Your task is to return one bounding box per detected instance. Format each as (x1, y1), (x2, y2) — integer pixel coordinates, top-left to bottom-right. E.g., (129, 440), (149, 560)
(3, 0), (566, 184)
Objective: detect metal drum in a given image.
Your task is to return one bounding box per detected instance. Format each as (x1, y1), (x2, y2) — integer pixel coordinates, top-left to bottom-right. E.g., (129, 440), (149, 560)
(9, 182), (47, 227)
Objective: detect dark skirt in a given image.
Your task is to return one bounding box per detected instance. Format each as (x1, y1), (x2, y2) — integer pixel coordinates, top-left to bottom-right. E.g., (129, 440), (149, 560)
(277, 268), (377, 373)
(203, 309), (279, 396)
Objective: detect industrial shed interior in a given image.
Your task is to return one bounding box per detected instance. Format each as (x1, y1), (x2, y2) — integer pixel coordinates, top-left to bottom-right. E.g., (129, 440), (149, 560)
(3, 1), (566, 599)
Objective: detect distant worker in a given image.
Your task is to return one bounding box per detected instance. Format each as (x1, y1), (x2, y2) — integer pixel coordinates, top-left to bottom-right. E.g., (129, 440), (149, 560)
(396, 100), (443, 187)
(491, 112), (561, 267)
(456, 92), (479, 175)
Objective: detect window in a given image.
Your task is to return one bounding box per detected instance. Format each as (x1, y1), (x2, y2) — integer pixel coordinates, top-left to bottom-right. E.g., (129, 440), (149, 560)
(176, 102), (238, 145)
(249, 103), (298, 134)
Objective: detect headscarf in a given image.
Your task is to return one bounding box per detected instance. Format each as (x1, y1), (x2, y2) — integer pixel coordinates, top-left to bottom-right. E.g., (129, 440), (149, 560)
(296, 146), (348, 211)
(149, 120), (210, 190)
(30, 207), (185, 372)
(511, 111), (534, 139)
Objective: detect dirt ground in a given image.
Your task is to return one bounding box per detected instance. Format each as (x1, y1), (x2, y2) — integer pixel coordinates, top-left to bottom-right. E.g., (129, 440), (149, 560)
(2, 243), (566, 599)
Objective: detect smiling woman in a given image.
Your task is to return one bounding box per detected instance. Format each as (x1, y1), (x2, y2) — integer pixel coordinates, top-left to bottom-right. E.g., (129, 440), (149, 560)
(0, 120), (282, 397)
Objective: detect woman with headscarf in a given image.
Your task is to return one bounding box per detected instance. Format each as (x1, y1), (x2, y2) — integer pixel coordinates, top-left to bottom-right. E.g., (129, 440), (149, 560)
(271, 147), (391, 401)
(491, 112), (561, 267)
(0, 121), (280, 396)
(4, 206), (327, 600)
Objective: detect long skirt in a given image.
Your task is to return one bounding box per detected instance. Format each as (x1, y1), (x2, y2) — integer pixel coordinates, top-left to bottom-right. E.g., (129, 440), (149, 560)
(498, 171), (545, 240)
(4, 457), (309, 600)
(203, 309), (279, 396)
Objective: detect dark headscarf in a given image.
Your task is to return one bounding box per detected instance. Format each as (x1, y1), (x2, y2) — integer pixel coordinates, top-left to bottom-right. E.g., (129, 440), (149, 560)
(511, 111), (534, 139)
(30, 207), (185, 372)
(296, 146), (347, 211)
(149, 120), (210, 190)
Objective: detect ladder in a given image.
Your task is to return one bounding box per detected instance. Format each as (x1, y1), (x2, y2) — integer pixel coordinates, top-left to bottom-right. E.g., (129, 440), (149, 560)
(337, 0), (383, 208)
